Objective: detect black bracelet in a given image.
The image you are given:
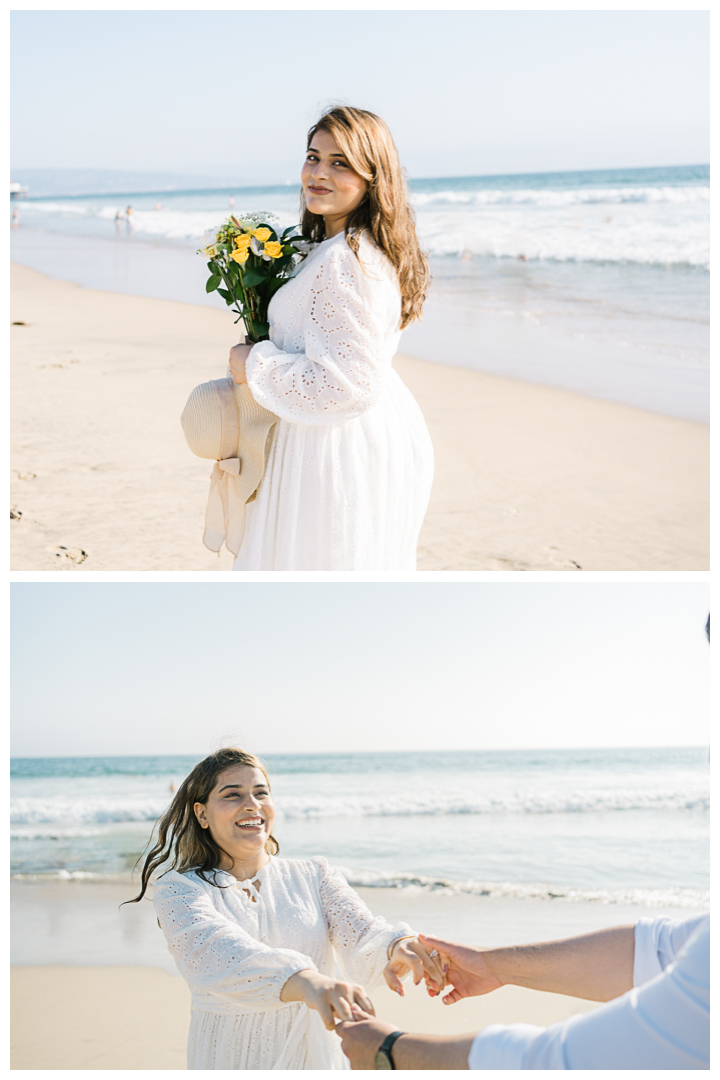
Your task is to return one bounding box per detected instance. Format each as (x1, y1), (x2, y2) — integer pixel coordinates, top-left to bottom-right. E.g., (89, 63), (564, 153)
(376, 1030), (405, 1069)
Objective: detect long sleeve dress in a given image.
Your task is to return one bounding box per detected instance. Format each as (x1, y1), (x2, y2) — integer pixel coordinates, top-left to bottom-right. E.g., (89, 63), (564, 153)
(152, 855), (415, 1070)
(233, 232), (434, 570)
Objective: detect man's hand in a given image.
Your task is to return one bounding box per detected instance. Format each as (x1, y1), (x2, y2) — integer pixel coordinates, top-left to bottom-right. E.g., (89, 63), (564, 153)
(336, 1008), (397, 1069)
(384, 936), (446, 997)
(280, 969), (375, 1031)
(418, 934), (503, 1004)
(421, 925), (635, 1003)
(338, 1007), (475, 1069)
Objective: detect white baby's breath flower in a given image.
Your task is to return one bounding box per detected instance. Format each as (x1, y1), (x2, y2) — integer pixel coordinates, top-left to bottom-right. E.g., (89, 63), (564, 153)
(239, 210), (278, 229)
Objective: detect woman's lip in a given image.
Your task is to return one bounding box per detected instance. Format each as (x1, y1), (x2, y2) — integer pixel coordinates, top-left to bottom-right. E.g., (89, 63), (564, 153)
(309, 186), (331, 194)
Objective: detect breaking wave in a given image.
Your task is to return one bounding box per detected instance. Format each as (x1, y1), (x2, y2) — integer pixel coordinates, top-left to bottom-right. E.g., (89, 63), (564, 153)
(10, 784), (708, 829)
(338, 866), (710, 909)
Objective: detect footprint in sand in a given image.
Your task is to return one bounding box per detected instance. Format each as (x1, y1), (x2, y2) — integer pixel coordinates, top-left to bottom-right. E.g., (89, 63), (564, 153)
(46, 546), (88, 564)
(544, 546), (582, 570)
(10, 506), (22, 520)
(17, 472), (37, 481)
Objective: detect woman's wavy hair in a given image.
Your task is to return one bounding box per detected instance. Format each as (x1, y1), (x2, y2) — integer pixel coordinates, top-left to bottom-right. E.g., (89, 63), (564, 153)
(125, 748), (279, 904)
(300, 105), (430, 329)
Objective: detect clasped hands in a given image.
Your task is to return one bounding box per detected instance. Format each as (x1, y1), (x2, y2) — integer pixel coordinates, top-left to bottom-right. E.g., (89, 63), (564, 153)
(279, 934), (450, 1032)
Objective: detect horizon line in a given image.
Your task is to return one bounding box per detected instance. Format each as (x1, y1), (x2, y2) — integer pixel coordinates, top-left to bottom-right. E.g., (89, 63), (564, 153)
(11, 161), (710, 203)
(10, 744), (708, 760)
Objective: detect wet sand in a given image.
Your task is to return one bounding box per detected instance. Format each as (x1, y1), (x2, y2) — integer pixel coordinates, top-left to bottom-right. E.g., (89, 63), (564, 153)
(10, 263), (709, 571)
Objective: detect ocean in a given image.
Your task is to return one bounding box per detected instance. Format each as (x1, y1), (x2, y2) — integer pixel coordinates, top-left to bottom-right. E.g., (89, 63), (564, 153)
(10, 164), (709, 421)
(11, 748), (709, 911)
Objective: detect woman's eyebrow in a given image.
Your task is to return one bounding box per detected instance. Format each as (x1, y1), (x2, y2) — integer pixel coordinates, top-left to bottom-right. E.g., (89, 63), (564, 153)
(218, 783), (268, 792)
(307, 145), (346, 158)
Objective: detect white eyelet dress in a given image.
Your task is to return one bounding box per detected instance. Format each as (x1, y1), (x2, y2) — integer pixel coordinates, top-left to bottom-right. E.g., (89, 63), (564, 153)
(233, 232), (434, 570)
(152, 855), (415, 1070)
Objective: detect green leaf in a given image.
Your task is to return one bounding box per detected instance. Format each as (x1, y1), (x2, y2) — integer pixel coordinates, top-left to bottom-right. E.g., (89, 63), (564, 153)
(242, 269), (266, 288)
(205, 274), (222, 293)
(217, 288), (232, 302)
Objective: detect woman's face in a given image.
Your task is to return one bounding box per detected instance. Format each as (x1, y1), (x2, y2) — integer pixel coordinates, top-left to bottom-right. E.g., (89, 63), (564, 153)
(194, 765), (276, 868)
(301, 128), (368, 234)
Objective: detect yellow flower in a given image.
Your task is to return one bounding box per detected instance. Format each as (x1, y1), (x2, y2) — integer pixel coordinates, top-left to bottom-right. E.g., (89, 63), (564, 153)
(234, 233), (252, 249)
(231, 248), (249, 264)
(252, 227), (272, 243)
(264, 240), (283, 259)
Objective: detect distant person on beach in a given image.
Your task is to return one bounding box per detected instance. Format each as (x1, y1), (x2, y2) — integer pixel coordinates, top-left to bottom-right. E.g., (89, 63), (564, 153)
(114, 209), (123, 233)
(126, 747), (443, 1069)
(337, 917), (709, 1069)
(229, 195), (235, 208)
(225, 105), (434, 570)
(125, 205), (134, 232)
(12, 208), (19, 229)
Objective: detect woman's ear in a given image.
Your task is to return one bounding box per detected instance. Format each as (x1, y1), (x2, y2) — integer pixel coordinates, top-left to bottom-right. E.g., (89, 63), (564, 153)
(194, 802), (209, 829)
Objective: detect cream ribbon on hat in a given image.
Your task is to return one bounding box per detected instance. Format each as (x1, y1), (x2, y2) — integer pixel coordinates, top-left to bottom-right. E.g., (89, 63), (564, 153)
(202, 379), (278, 556)
(181, 375), (278, 556)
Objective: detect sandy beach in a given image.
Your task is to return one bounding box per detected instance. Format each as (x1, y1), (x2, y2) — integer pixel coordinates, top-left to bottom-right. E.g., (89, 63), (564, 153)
(11, 966), (600, 1070)
(11, 263), (709, 571)
(10, 879), (615, 1070)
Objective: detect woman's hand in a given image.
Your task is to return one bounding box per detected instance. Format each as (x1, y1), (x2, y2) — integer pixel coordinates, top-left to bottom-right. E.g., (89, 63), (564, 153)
(418, 933), (504, 1004)
(280, 968), (375, 1031)
(229, 342), (252, 385)
(383, 936), (446, 998)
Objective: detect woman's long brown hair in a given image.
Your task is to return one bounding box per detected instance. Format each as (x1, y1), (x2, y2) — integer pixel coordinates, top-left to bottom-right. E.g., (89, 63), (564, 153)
(300, 105), (430, 329)
(124, 748), (279, 904)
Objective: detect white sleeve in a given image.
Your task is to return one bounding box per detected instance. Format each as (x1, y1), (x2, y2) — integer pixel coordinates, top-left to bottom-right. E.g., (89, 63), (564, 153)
(152, 872), (317, 1007)
(633, 912), (707, 986)
(467, 916), (709, 1070)
(244, 244), (386, 425)
(314, 857), (414, 988)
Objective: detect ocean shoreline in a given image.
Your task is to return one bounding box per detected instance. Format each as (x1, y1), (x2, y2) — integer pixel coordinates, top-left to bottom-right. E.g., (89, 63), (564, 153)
(12, 877), (707, 970)
(10, 227), (709, 422)
(10, 264), (710, 571)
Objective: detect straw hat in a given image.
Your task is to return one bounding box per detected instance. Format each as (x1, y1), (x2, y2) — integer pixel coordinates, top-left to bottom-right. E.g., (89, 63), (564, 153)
(181, 377), (278, 555)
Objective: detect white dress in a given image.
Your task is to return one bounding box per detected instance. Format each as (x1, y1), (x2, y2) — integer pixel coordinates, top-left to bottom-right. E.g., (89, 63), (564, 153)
(152, 855), (414, 1070)
(233, 232), (434, 570)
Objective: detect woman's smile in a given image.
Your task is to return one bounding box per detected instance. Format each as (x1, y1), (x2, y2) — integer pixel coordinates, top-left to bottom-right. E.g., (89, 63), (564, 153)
(236, 816), (264, 831)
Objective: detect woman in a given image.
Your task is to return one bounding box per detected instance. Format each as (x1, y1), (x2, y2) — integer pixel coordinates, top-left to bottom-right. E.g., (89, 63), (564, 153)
(228, 106), (434, 570)
(127, 748), (444, 1070)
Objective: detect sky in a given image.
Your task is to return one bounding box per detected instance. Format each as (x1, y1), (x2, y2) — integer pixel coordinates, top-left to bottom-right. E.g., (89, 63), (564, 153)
(11, 583), (709, 758)
(10, 9), (709, 181)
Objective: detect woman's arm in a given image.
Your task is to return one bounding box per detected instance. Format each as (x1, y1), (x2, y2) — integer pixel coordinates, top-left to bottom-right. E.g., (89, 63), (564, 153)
(241, 243), (390, 425)
(315, 858), (442, 991)
(153, 872), (317, 1006)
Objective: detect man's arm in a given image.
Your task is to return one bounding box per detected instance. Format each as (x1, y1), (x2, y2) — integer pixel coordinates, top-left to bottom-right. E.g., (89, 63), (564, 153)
(419, 925), (635, 1003)
(336, 1011), (474, 1070)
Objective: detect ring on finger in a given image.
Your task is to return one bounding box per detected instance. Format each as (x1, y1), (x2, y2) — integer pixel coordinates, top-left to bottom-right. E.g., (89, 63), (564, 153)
(429, 949), (439, 958)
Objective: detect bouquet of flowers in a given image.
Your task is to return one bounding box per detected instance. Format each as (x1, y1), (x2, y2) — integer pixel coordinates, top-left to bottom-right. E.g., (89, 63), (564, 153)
(199, 211), (313, 342)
